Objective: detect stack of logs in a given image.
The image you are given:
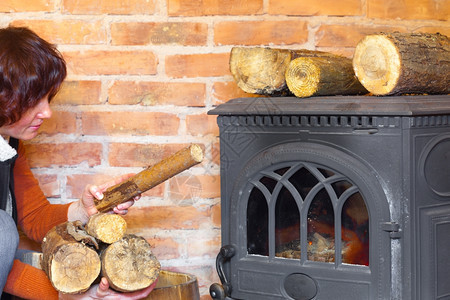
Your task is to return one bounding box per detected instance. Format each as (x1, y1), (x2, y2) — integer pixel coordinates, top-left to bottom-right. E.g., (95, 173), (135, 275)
(41, 214), (160, 294)
(230, 32), (449, 97)
(40, 144), (204, 294)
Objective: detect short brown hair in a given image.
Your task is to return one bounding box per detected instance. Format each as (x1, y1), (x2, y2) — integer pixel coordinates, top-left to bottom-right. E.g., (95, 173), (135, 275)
(0, 26), (67, 126)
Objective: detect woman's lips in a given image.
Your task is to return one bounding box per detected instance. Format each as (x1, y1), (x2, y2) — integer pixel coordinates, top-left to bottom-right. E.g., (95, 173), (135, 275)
(29, 123), (42, 130)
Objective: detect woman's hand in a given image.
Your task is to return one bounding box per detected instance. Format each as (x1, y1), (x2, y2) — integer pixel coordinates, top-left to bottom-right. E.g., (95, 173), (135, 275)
(68, 174), (141, 223)
(59, 277), (157, 300)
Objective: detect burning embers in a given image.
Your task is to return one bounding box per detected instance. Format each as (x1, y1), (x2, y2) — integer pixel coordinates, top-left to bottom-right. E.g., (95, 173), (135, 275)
(246, 163), (369, 266)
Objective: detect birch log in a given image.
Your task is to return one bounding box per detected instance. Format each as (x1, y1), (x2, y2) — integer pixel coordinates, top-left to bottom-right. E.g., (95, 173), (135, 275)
(41, 222), (101, 294)
(230, 47), (341, 96)
(352, 32), (450, 96)
(101, 234), (161, 292)
(285, 56), (368, 98)
(94, 144), (203, 212)
(85, 213), (127, 244)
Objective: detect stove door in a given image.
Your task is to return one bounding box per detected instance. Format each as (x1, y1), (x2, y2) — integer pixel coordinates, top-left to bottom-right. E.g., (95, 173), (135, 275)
(227, 142), (392, 300)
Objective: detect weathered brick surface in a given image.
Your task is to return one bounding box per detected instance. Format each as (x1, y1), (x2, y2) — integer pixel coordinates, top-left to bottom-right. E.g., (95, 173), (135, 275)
(168, 0), (263, 16)
(316, 24), (407, 47)
(39, 111), (77, 135)
(34, 174), (60, 198)
(53, 81), (102, 105)
(368, 0), (449, 21)
(111, 22), (208, 46)
(165, 53), (230, 78)
(186, 114), (219, 136)
(63, 50), (158, 75)
(268, 0), (362, 16)
(212, 81), (259, 104)
(10, 19), (106, 44)
(0, 0), (56, 12)
(214, 20), (308, 45)
(81, 111), (180, 136)
(4, 0), (447, 297)
(108, 81), (206, 106)
(62, 0), (155, 15)
(25, 143), (102, 168)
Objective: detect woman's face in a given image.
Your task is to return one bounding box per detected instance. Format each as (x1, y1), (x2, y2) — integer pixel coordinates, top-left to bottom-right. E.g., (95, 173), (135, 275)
(0, 95), (52, 140)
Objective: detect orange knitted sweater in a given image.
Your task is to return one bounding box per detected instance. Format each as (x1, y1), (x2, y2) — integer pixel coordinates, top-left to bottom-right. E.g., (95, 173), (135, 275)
(3, 141), (70, 299)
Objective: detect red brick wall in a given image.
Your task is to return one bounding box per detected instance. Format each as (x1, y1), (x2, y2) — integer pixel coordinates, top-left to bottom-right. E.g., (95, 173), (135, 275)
(2, 0), (448, 298)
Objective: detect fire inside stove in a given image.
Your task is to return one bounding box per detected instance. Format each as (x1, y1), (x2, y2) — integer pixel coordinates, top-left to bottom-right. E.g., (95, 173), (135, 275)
(246, 163), (369, 266)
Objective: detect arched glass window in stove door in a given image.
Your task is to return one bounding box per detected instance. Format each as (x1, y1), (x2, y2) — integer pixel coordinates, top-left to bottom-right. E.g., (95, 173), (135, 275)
(246, 162), (369, 266)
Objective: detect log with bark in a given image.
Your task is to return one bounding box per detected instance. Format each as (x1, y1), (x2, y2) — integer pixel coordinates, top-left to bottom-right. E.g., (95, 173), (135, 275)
(352, 32), (450, 96)
(41, 221), (102, 294)
(230, 47), (341, 96)
(95, 144), (203, 212)
(42, 218), (161, 294)
(285, 56), (368, 98)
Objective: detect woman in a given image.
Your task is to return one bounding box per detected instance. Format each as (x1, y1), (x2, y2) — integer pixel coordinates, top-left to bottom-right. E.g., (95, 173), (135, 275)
(0, 26), (156, 299)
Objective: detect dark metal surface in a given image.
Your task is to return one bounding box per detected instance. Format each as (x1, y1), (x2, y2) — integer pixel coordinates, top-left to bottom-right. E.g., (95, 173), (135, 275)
(208, 95), (450, 116)
(211, 94), (450, 300)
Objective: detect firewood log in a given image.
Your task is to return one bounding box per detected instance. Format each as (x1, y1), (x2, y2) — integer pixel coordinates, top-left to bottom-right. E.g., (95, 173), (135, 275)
(41, 221), (101, 294)
(85, 213), (127, 244)
(101, 234), (161, 292)
(352, 32), (450, 96)
(285, 56), (368, 98)
(229, 47), (340, 96)
(94, 144), (203, 212)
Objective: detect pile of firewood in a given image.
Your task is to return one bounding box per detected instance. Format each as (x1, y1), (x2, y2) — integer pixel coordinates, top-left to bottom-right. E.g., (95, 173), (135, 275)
(41, 214), (160, 294)
(230, 32), (449, 97)
(40, 144), (204, 294)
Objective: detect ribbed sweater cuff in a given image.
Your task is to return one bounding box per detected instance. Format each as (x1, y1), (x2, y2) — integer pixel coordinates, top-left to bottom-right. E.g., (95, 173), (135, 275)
(4, 260), (58, 300)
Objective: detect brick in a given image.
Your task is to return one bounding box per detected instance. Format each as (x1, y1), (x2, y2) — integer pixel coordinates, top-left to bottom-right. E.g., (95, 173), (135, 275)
(63, 50), (157, 75)
(143, 237), (180, 260)
(10, 20), (106, 44)
(108, 81), (206, 106)
(124, 205), (212, 230)
(66, 174), (164, 199)
(62, 0), (155, 15)
(82, 111), (179, 136)
(108, 143), (192, 167)
(0, 0), (56, 12)
(186, 114), (219, 136)
(368, 0), (449, 21)
(214, 20), (308, 46)
(53, 81), (102, 105)
(211, 203), (221, 227)
(35, 174), (60, 198)
(211, 141), (220, 166)
(316, 24), (406, 48)
(165, 53), (230, 78)
(187, 234), (221, 258)
(111, 22), (207, 46)
(39, 111), (77, 135)
(168, 174), (221, 201)
(212, 81), (259, 105)
(24, 143), (102, 168)
(268, 0), (362, 16)
(168, 0), (263, 16)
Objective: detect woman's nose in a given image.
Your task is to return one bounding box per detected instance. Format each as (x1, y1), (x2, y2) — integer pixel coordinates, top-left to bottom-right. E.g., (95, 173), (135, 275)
(38, 100), (52, 119)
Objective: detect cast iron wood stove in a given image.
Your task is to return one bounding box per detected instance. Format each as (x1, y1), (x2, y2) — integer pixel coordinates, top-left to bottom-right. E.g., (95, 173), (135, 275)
(208, 95), (450, 300)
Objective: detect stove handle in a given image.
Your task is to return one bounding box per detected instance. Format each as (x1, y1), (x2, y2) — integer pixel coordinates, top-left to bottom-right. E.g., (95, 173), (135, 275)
(210, 245), (236, 299)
